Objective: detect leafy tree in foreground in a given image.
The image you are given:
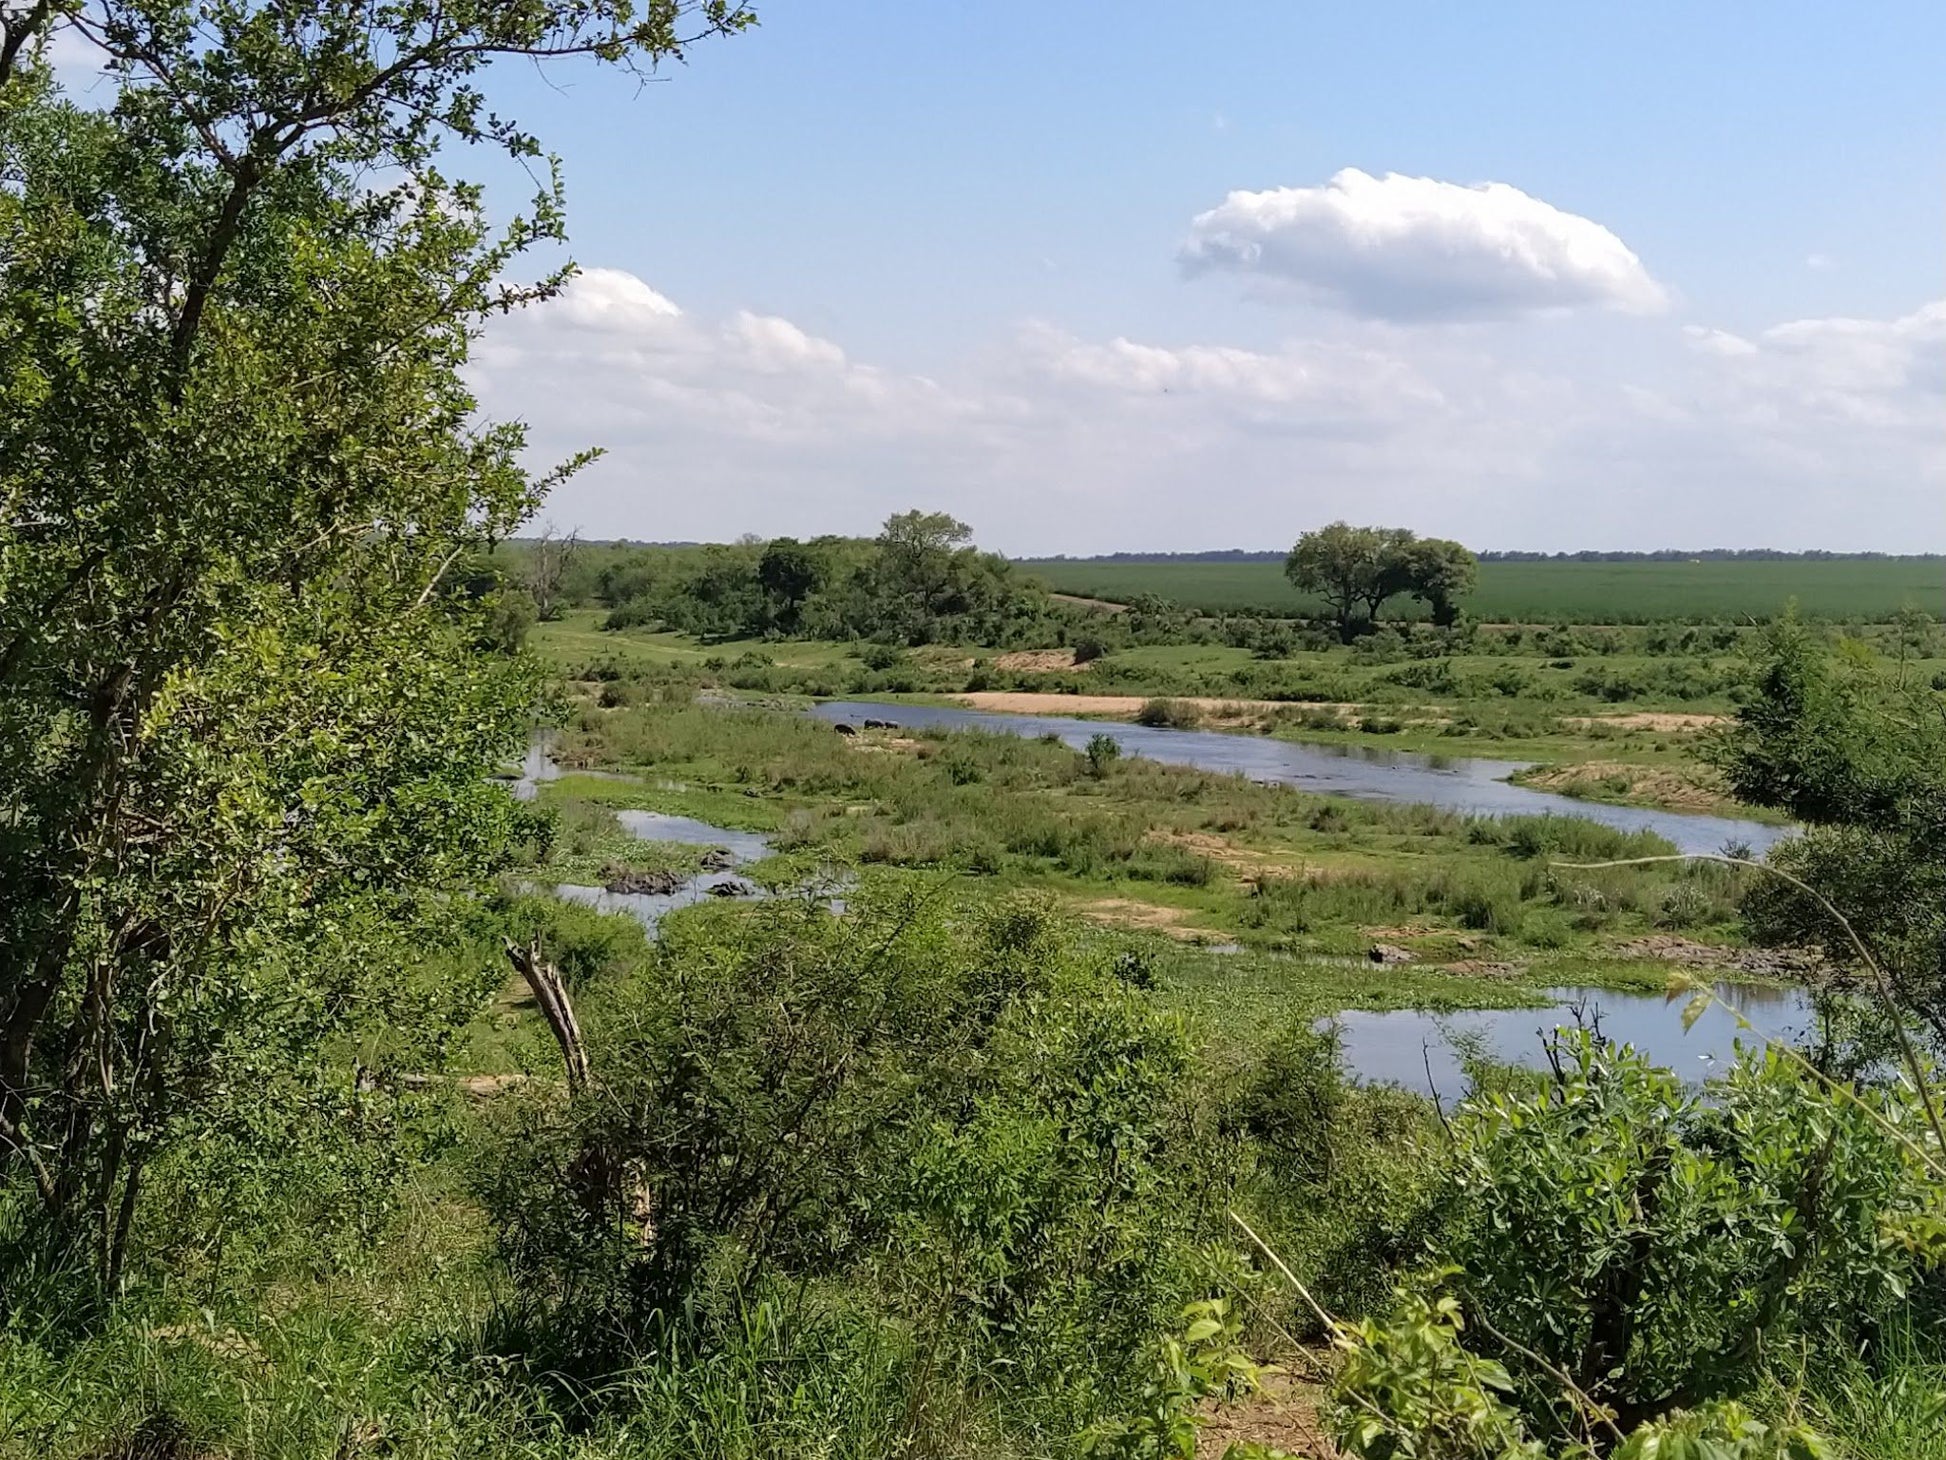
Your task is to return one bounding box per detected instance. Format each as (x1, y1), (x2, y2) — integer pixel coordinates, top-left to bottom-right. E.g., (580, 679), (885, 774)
(0, 0), (750, 1286)
(1332, 1035), (1939, 1458)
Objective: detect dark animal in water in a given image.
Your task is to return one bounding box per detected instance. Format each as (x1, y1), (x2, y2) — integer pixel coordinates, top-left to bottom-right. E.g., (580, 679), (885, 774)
(864, 718), (899, 730)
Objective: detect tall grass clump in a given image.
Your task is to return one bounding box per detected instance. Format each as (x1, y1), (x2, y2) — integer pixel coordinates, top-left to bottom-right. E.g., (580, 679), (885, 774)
(1134, 697), (1204, 730)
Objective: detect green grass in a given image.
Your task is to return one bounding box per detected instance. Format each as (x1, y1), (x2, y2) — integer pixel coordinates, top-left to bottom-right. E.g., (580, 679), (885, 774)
(535, 695), (1751, 968)
(1023, 556), (1946, 623)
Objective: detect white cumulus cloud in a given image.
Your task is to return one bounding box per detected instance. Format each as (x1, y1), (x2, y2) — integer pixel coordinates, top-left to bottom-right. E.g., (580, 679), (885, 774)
(470, 265), (1943, 552)
(1180, 168), (1668, 322)
(1687, 300), (1946, 429)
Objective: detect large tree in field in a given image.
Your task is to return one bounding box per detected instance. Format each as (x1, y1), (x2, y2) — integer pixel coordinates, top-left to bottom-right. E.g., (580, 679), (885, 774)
(1284, 523), (1413, 641)
(1402, 536), (1479, 627)
(1285, 524), (1479, 638)
(0, 0), (750, 1286)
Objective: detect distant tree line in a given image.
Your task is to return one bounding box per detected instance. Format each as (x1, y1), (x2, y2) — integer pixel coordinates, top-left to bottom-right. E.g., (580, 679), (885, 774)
(1479, 549), (1946, 562)
(1026, 548), (1942, 565)
(556, 511), (1063, 645)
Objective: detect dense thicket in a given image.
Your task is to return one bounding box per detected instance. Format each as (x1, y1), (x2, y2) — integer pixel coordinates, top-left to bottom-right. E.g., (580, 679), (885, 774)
(556, 511), (1065, 645)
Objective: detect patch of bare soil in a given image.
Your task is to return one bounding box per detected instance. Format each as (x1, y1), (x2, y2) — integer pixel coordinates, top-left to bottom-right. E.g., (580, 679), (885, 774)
(1197, 1372), (1337, 1458)
(993, 649), (1094, 672)
(1614, 935), (1822, 978)
(1147, 828), (1297, 875)
(1049, 591), (1130, 614)
(1516, 759), (1732, 814)
(1563, 712), (1728, 732)
(1071, 897), (1232, 944)
(957, 692), (1359, 724)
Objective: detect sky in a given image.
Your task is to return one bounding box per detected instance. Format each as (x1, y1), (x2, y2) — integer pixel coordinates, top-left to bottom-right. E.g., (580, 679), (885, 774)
(454, 2), (1946, 554)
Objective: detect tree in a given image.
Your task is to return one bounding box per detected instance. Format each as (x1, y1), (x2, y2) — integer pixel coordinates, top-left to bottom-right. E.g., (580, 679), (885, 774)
(872, 510), (987, 644)
(1402, 537), (1478, 628)
(524, 525), (582, 622)
(1710, 615), (1946, 1046)
(878, 511), (973, 607)
(0, 0), (751, 1284)
(1285, 523), (1414, 642)
(756, 536), (824, 632)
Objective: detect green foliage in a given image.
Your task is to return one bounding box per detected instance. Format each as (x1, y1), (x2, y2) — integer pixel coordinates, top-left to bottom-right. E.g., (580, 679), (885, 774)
(592, 512), (1060, 646)
(481, 887), (1231, 1426)
(0, 0), (753, 1288)
(1286, 523), (1418, 642)
(1083, 1299), (1271, 1460)
(1136, 697), (1204, 729)
(1397, 1035), (1940, 1441)
(1333, 1288), (1837, 1460)
(1712, 616), (1946, 1044)
(1404, 539), (1482, 629)
(1284, 525), (1478, 641)
(1233, 1023), (1439, 1324)
(1086, 732), (1124, 777)
(1333, 1284), (1546, 1460)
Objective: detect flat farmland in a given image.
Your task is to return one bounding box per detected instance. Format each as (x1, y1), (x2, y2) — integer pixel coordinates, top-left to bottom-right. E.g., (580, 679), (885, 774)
(1021, 556), (1946, 623)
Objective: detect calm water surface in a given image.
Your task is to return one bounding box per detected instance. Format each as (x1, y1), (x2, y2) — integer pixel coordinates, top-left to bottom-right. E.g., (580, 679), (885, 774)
(1330, 981), (1814, 1097)
(809, 701), (1788, 857)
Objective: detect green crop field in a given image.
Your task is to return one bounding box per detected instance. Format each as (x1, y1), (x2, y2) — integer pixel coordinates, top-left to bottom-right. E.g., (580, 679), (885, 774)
(1022, 556), (1946, 623)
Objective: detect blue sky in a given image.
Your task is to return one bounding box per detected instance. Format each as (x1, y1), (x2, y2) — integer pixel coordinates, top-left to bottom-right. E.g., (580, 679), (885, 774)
(462, 1), (1946, 553)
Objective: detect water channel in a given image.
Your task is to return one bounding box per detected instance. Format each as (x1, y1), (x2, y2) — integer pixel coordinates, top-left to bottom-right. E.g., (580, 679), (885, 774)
(516, 712), (1809, 1085)
(552, 807), (776, 935)
(808, 700), (1789, 857)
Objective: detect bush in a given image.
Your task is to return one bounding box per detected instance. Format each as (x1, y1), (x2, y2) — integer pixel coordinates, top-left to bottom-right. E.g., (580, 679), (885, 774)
(1445, 881), (1523, 936)
(1135, 698), (1202, 730)
(1396, 1035), (1939, 1440)
(480, 886), (1232, 1418)
(1085, 732), (1123, 777)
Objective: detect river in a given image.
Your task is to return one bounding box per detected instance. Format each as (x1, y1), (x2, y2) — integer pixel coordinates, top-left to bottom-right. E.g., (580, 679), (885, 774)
(807, 700), (1787, 857)
(513, 716), (1807, 1084)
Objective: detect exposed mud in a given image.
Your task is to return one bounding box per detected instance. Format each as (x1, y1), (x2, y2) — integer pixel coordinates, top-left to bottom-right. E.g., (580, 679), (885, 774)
(1614, 934), (1823, 977)
(957, 691), (1356, 723)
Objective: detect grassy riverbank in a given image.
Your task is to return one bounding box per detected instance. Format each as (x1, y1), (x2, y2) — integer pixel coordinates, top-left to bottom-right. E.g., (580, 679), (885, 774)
(533, 687), (1768, 991)
(529, 611), (1819, 818)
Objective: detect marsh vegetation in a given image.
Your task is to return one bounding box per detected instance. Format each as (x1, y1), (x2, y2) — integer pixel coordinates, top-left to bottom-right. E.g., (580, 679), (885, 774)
(4, 4), (1944, 1456)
